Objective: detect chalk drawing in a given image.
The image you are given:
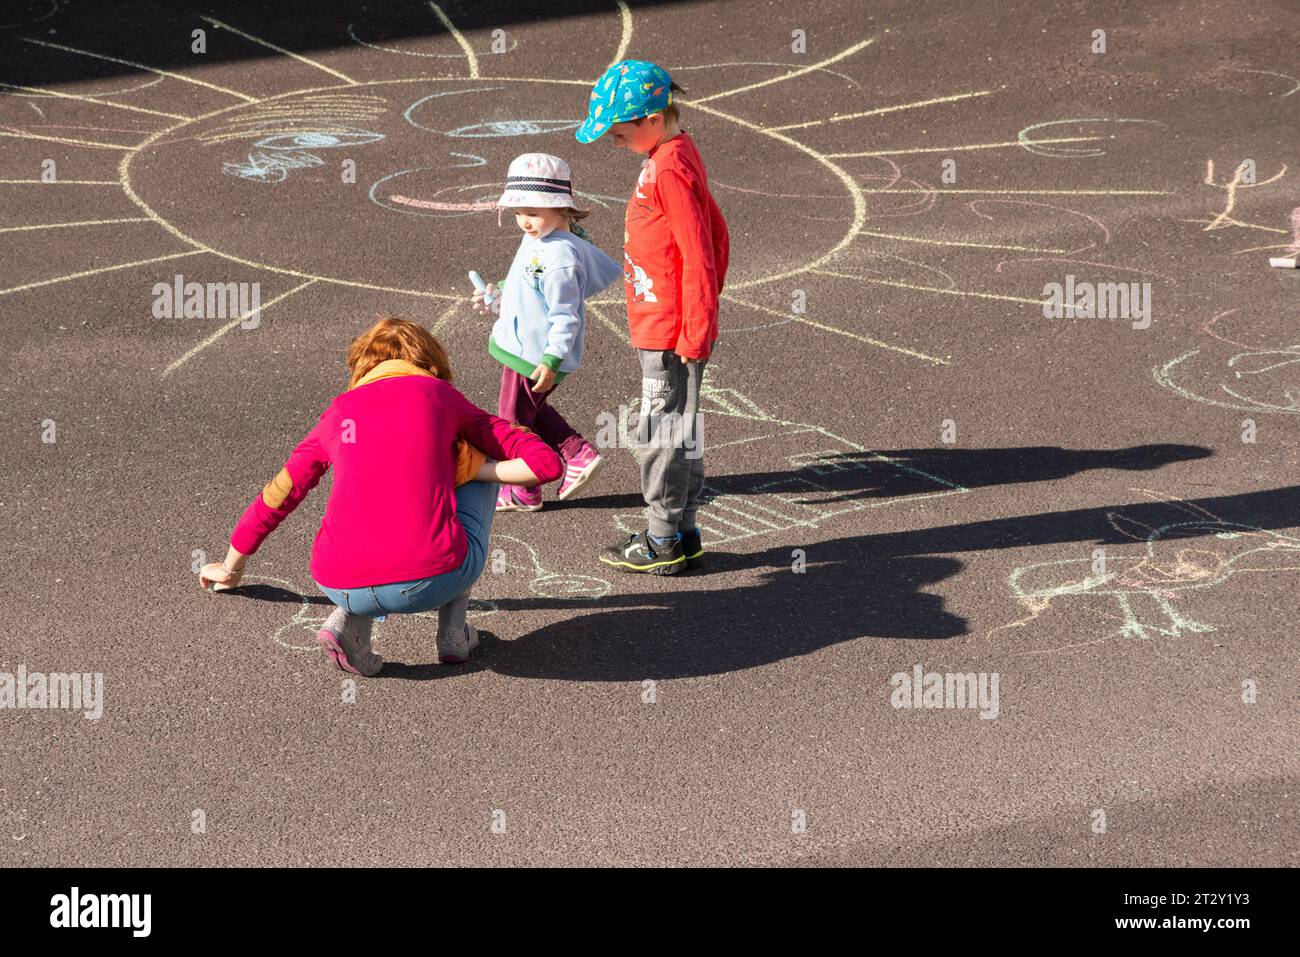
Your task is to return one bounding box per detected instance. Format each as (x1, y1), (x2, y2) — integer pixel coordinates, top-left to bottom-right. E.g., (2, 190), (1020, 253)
(989, 490), (1300, 651)
(1186, 159), (1290, 244)
(1015, 117), (1164, 158)
(247, 531), (607, 656)
(671, 60), (862, 88)
(1155, 307), (1300, 414)
(222, 128), (384, 183)
(494, 535), (611, 600)
(223, 150), (324, 183)
(370, 162), (498, 218)
(1221, 68), (1300, 97)
(610, 365), (969, 547)
(2, 4), (1201, 373)
(1234, 206), (1300, 257)
(247, 574), (501, 654)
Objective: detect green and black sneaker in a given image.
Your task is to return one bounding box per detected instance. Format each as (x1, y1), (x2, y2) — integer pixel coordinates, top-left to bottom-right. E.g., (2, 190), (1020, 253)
(599, 530), (686, 575)
(680, 527), (704, 569)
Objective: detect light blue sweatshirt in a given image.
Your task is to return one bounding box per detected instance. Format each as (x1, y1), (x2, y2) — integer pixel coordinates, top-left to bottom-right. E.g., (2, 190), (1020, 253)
(487, 229), (623, 382)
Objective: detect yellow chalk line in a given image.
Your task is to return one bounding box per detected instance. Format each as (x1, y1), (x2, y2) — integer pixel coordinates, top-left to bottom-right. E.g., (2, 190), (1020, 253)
(695, 37), (876, 104)
(587, 302), (631, 345)
(429, 2), (479, 78)
(607, 1), (634, 71)
(856, 187), (1174, 195)
(0, 250), (205, 297)
(830, 135), (1106, 158)
(0, 217), (152, 233)
(768, 90), (993, 132)
(0, 81), (192, 120)
(199, 17), (359, 85)
(0, 128), (138, 150)
(722, 292), (950, 365)
(162, 279), (317, 378)
(679, 96), (866, 289)
(24, 37), (259, 103)
(0, 178), (119, 185)
(812, 268), (1044, 306)
(431, 299), (461, 336)
(857, 230), (1069, 253)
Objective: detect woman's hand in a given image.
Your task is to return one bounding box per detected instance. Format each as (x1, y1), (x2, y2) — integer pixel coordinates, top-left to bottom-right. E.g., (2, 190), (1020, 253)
(199, 546), (248, 592)
(470, 283), (501, 315)
(529, 364), (556, 394)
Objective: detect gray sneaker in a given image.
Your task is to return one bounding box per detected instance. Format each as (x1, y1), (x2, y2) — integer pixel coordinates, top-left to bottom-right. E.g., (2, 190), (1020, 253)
(316, 607), (383, 677)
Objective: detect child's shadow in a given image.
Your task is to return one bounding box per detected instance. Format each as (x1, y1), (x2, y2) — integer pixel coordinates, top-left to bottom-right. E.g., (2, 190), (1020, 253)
(479, 536), (966, 682)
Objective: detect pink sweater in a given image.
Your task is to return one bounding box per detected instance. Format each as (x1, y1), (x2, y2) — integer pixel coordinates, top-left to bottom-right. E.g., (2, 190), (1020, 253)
(230, 375), (564, 588)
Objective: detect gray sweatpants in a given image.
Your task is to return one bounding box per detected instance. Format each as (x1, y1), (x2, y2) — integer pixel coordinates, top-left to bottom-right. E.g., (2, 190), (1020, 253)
(635, 348), (707, 539)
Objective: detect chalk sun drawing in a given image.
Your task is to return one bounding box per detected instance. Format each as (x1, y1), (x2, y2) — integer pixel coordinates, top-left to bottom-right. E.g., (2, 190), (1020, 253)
(0, 1), (1193, 382)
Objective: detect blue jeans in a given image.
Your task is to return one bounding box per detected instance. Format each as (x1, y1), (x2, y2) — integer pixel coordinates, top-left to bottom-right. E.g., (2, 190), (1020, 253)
(316, 481), (499, 618)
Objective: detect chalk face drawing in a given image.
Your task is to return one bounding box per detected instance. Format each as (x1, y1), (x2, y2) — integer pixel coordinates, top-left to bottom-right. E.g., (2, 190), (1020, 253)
(123, 77), (850, 295)
(610, 365), (970, 547)
(990, 491), (1300, 651)
(9, 3), (1225, 376)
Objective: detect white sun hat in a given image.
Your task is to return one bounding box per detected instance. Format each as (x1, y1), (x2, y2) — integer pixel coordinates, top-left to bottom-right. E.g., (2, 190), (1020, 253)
(496, 153), (585, 224)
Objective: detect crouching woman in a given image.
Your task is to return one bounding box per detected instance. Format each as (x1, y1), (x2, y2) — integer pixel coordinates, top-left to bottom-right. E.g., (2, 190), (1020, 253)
(197, 316), (562, 674)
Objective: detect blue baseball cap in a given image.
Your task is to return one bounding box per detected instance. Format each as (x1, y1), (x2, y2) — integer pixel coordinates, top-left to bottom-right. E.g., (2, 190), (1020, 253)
(575, 59), (674, 144)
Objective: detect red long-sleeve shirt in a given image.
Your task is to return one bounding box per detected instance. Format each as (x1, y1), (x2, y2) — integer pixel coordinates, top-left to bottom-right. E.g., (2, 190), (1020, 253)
(623, 130), (730, 359)
(229, 373), (563, 588)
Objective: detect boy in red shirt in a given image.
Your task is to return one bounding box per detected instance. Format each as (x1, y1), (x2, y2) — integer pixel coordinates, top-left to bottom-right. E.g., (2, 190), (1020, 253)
(576, 60), (730, 574)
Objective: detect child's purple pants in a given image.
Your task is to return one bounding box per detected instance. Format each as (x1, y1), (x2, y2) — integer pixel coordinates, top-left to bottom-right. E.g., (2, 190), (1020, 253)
(497, 365), (587, 462)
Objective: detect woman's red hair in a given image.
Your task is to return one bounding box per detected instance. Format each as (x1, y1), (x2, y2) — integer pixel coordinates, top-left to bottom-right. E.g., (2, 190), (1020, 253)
(347, 315), (453, 387)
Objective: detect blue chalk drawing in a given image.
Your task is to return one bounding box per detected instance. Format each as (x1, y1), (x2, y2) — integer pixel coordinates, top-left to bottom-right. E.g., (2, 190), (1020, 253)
(222, 128), (384, 184)
(446, 119), (582, 138)
(253, 130), (384, 150)
(223, 150), (325, 183)
(402, 87), (581, 138)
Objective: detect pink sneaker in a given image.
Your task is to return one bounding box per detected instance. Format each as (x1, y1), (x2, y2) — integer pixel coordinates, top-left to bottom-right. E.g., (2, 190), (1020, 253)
(558, 443), (605, 501)
(496, 483), (542, 512)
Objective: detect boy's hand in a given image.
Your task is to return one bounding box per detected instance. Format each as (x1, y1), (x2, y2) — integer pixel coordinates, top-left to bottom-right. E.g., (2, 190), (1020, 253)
(470, 282), (501, 315)
(529, 364), (556, 394)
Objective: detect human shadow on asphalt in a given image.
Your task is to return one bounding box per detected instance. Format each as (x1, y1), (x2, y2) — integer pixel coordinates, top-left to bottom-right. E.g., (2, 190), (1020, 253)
(463, 483), (1300, 681)
(230, 584), (333, 605)
(555, 443), (1212, 513)
(0, 0), (701, 87)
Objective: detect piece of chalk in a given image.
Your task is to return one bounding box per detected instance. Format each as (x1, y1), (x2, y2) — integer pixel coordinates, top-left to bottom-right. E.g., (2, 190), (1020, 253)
(468, 270), (494, 304)
(1269, 257), (1297, 269)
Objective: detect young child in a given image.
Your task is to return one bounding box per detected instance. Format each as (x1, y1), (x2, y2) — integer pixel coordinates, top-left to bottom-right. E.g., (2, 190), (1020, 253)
(471, 152), (623, 512)
(575, 60), (730, 575)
